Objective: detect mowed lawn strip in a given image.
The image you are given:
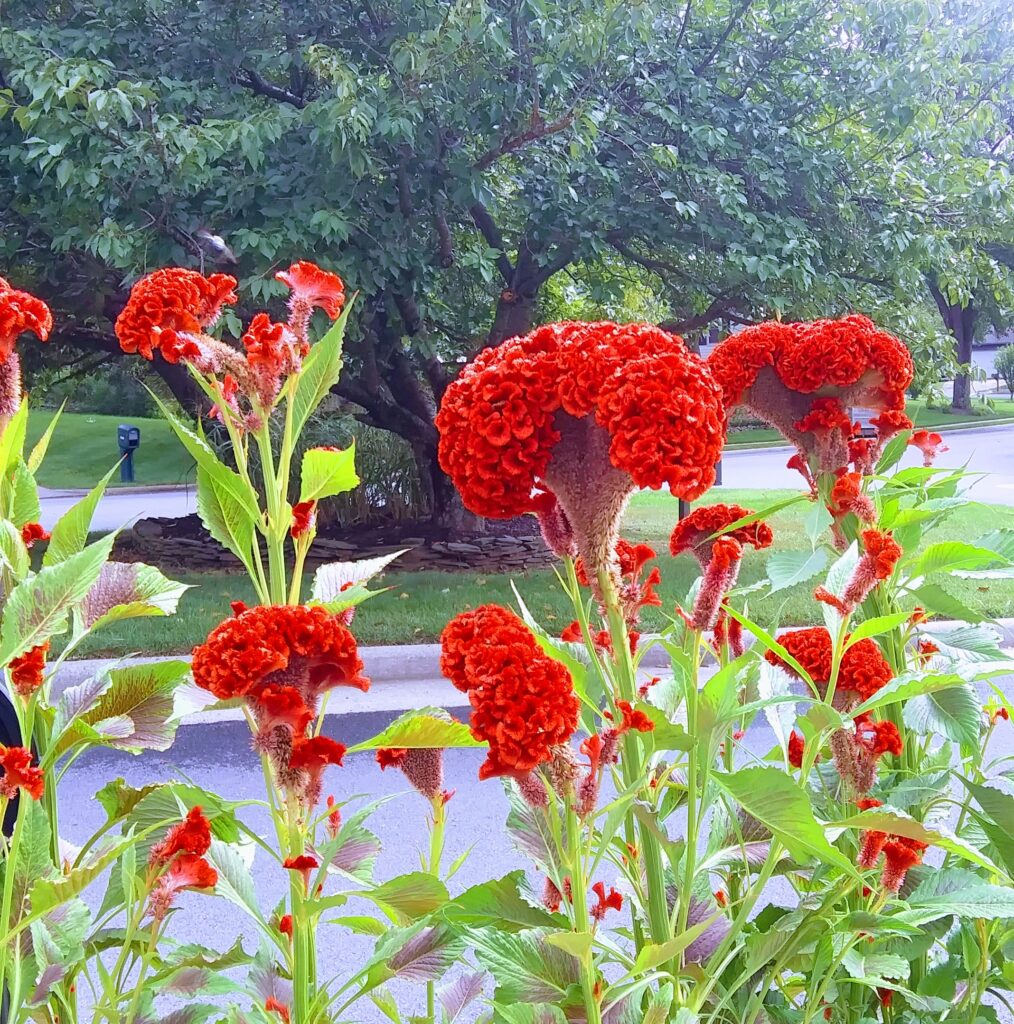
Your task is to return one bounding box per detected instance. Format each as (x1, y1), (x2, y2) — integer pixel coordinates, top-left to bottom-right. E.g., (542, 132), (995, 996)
(27, 411), (194, 489)
(67, 486), (1014, 658)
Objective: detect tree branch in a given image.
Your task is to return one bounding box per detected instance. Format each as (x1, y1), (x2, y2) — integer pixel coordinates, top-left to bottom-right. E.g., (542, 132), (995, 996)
(474, 111), (575, 171)
(238, 66), (307, 108)
(468, 204), (515, 281)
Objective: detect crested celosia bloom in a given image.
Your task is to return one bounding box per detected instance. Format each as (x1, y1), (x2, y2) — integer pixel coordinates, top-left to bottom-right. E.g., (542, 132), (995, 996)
(265, 997), (291, 1024)
(816, 529), (903, 615)
(590, 881), (623, 921)
(0, 745), (44, 800)
(828, 471), (875, 527)
(669, 504), (773, 566)
(283, 854), (319, 891)
(908, 429), (947, 467)
(8, 642), (49, 698)
(0, 276), (52, 364)
(376, 746), (445, 801)
(576, 538), (662, 627)
(671, 505), (772, 632)
(241, 313), (302, 407)
(192, 604), (366, 803)
(707, 316), (913, 473)
(765, 626), (892, 705)
(832, 712), (902, 793)
(439, 604), (579, 780)
(787, 730), (805, 768)
(115, 267), (237, 362)
(291, 500), (317, 538)
(274, 260), (346, 347)
(20, 522), (50, 548)
(436, 322), (726, 576)
(855, 799), (927, 892)
(146, 853), (218, 922)
(150, 805), (212, 865)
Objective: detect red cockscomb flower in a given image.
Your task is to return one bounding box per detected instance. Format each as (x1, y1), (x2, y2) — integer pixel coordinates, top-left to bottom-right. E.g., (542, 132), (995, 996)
(115, 268), (237, 362)
(439, 605), (579, 780)
(278, 914), (293, 940)
(253, 685), (315, 738)
(616, 700), (654, 734)
(275, 261), (346, 347)
(291, 499), (317, 538)
(0, 277), (52, 364)
(828, 472), (875, 525)
(8, 642), (49, 697)
(0, 745), (44, 800)
(241, 312), (301, 406)
(150, 806), (212, 865)
(830, 529), (903, 612)
(191, 604), (368, 703)
(376, 746), (445, 800)
(436, 322), (726, 575)
(707, 316), (913, 473)
(590, 881), (623, 921)
(909, 429), (947, 467)
(787, 730), (805, 769)
(880, 836), (928, 892)
(146, 853), (218, 921)
(265, 997), (291, 1024)
(283, 854), (319, 891)
(289, 735), (346, 806)
(326, 794), (342, 837)
(20, 522), (50, 548)
(669, 504), (773, 567)
(765, 627), (892, 704)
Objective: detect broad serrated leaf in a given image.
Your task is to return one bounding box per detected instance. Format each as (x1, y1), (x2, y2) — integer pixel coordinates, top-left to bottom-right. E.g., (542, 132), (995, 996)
(766, 549), (827, 593)
(757, 660), (795, 758)
(0, 518), (29, 580)
(195, 462), (257, 576)
(903, 867), (1014, 923)
(852, 671), (969, 716)
(300, 443), (359, 501)
(715, 766), (857, 875)
(205, 839), (265, 924)
(913, 541), (1009, 576)
(56, 660), (190, 754)
(27, 403), (63, 473)
(290, 303), (352, 436)
(348, 706), (483, 752)
(821, 542), (858, 634)
(907, 582), (988, 624)
(387, 924), (463, 982)
(441, 872), (560, 932)
(311, 549), (406, 600)
(0, 531), (116, 663)
(30, 838), (125, 914)
(440, 971), (487, 1022)
(43, 465), (117, 565)
(922, 624), (1008, 663)
(9, 457), (40, 527)
(366, 872), (448, 923)
(470, 929), (578, 1004)
(903, 683), (981, 747)
(76, 561), (190, 632)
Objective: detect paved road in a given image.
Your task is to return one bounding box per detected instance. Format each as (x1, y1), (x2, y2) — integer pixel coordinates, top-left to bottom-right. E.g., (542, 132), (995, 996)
(38, 485), (196, 532)
(721, 423), (1014, 504)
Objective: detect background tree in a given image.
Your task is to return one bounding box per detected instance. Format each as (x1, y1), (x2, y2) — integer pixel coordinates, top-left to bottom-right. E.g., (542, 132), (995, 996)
(2, 0), (1013, 522)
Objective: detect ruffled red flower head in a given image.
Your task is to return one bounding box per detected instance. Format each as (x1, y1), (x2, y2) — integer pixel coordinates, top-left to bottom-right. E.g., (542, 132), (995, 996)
(147, 853), (218, 921)
(150, 806), (213, 865)
(275, 261), (346, 319)
(669, 504), (773, 566)
(242, 312), (299, 405)
(115, 267), (237, 361)
(8, 641), (49, 697)
(0, 745), (44, 800)
(436, 322), (725, 573)
(707, 316), (913, 471)
(0, 278), (52, 364)
(909, 429), (947, 467)
(439, 604), (579, 780)
(191, 604), (368, 703)
(765, 626), (892, 703)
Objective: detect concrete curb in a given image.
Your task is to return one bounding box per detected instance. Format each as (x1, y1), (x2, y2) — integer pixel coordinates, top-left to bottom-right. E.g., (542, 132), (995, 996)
(39, 483), (194, 499)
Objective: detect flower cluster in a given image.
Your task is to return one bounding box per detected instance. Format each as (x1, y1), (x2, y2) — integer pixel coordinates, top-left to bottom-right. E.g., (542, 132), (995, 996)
(8, 642), (49, 698)
(816, 529), (903, 614)
(574, 538), (662, 630)
(191, 604), (366, 804)
(671, 505), (773, 636)
(436, 322), (725, 573)
(0, 744), (44, 801)
(147, 806), (218, 922)
(707, 316), (913, 472)
(856, 799), (928, 892)
(765, 627), (892, 704)
(440, 604), (579, 780)
(0, 276), (52, 364)
(376, 746), (447, 802)
(115, 262), (345, 420)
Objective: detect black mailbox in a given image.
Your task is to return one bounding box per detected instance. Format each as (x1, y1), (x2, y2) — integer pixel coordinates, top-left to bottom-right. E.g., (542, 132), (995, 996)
(118, 424), (141, 451)
(118, 423), (141, 481)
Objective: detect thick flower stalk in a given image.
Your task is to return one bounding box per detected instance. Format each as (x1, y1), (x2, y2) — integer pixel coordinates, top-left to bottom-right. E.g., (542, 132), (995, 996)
(707, 315), (913, 476)
(436, 321), (726, 579)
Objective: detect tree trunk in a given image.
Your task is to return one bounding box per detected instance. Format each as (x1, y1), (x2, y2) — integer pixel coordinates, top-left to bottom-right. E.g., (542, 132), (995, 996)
(152, 357), (206, 416)
(411, 436), (483, 534)
(487, 290), (536, 346)
(951, 303), (975, 411)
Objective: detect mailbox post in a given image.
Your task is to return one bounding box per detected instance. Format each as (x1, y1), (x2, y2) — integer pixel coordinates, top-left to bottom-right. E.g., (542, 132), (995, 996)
(118, 423), (141, 482)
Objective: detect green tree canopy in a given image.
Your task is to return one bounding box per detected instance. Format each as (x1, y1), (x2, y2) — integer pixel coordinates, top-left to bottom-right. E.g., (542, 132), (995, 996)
(2, 0), (1012, 518)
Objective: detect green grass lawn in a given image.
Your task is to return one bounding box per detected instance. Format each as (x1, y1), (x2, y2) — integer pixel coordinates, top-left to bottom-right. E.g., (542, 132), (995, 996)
(726, 397), (1014, 448)
(27, 411), (194, 489)
(69, 486), (1014, 658)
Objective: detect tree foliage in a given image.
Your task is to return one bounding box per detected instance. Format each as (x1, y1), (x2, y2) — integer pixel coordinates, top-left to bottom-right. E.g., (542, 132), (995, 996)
(1, 0), (1012, 516)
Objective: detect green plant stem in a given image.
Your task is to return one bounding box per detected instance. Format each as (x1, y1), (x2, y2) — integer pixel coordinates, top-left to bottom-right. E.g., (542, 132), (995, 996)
(595, 567), (670, 953)
(676, 629), (703, 944)
(286, 787), (315, 1024)
(423, 795), (447, 1024)
(123, 920), (161, 1024)
(254, 423), (287, 604)
(565, 796), (602, 1024)
(0, 785), (29, 999)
